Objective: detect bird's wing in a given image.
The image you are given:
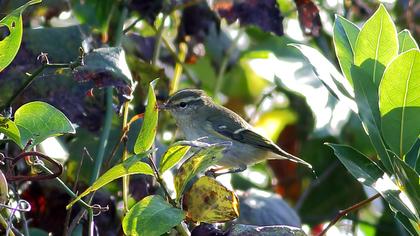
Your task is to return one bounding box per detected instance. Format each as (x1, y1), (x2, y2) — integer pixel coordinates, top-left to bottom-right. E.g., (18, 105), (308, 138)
(207, 111), (312, 169)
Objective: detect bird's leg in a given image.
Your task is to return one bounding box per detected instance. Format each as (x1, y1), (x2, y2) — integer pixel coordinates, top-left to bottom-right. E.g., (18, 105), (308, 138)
(205, 165), (247, 178)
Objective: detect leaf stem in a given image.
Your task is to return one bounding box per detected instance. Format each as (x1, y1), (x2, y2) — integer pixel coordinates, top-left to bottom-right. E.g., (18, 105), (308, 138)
(122, 101), (130, 212)
(318, 193), (381, 236)
(37, 164), (92, 210)
(147, 156), (176, 207)
(89, 87), (114, 184)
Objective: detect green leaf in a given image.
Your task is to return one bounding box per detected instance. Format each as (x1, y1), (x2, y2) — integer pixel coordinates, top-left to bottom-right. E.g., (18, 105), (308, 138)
(74, 47), (133, 86)
(0, 0), (41, 72)
(0, 117), (21, 146)
(159, 144), (190, 174)
(395, 212), (420, 236)
(354, 4), (398, 86)
(174, 142), (229, 201)
(333, 15), (360, 85)
(379, 49), (420, 157)
(405, 138), (419, 170)
(14, 101), (75, 148)
(390, 154), (420, 217)
(134, 79), (158, 154)
(290, 44), (357, 112)
(398, 30), (419, 54)
(122, 195), (185, 236)
(327, 143), (419, 221)
(66, 154), (154, 209)
(351, 66), (393, 173)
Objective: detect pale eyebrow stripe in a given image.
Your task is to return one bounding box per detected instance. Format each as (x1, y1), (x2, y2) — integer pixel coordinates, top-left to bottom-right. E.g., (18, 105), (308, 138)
(175, 96), (203, 104)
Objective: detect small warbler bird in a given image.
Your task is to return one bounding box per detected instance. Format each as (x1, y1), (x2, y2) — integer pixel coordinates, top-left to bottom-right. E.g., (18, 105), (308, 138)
(160, 89), (312, 173)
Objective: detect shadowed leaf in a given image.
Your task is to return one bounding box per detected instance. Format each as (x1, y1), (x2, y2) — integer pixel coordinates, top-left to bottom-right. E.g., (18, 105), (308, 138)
(327, 143), (419, 222)
(333, 15), (360, 84)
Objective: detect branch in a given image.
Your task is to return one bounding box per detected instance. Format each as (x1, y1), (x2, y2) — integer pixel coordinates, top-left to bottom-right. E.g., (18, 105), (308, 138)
(318, 193), (381, 236)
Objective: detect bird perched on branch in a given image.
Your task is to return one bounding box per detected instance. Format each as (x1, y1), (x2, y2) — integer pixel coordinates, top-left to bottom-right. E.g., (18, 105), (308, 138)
(160, 89), (312, 175)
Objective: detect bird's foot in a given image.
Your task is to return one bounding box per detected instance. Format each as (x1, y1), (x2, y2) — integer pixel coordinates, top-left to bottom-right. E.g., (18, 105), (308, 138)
(205, 165), (247, 178)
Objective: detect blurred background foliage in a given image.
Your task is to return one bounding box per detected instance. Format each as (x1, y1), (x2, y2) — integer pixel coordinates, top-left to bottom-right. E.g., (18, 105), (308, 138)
(0, 0), (418, 235)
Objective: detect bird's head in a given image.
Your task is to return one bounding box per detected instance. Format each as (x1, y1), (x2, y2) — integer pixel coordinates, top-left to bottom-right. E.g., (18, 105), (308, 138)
(159, 89), (213, 120)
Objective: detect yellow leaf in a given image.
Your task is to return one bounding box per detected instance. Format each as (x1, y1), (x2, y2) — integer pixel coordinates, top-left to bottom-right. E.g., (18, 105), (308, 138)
(182, 176), (239, 223)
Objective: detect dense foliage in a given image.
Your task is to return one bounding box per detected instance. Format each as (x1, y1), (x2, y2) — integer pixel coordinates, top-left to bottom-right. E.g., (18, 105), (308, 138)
(0, 0), (419, 235)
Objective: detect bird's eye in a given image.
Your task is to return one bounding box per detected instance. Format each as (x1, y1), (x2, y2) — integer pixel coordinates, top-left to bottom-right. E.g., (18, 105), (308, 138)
(179, 102), (187, 108)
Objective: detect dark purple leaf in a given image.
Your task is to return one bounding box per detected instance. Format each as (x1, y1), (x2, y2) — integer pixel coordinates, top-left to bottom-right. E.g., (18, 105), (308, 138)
(214, 0), (284, 36)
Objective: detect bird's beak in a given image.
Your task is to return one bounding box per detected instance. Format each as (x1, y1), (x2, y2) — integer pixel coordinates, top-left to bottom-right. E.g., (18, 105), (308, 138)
(158, 103), (169, 110)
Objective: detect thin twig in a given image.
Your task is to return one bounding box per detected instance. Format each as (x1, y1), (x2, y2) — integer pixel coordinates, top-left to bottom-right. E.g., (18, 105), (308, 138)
(147, 156), (177, 207)
(318, 193), (381, 236)
(63, 148), (90, 236)
(0, 58), (82, 111)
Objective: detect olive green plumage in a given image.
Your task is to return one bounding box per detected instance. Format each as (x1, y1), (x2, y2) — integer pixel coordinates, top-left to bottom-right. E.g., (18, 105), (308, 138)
(161, 89), (312, 170)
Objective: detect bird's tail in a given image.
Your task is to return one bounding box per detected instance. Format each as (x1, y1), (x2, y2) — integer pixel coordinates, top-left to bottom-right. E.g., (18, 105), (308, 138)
(272, 147), (313, 169)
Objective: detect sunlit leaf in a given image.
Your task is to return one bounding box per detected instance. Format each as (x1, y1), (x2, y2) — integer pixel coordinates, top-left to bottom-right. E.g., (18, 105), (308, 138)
(333, 15), (360, 84)
(122, 195), (185, 236)
(350, 66), (393, 173)
(134, 79), (158, 154)
(398, 30), (418, 54)
(66, 155), (153, 209)
(182, 176), (239, 223)
(14, 101), (75, 148)
(159, 144), (190, 174)
(290, 44), (357, 112)
(174, 142), (229, 200)
(0, 116), (21, 146)
(379, 49), (420, 157)
(327, 143), (419, 221)
(354, 4), (398, 86)
(0, 0), (41, 72)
